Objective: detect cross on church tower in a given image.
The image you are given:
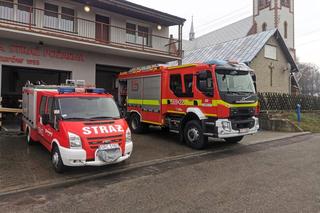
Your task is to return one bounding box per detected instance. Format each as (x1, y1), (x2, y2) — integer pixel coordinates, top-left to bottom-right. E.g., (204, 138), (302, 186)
(253, 0), (295, 58)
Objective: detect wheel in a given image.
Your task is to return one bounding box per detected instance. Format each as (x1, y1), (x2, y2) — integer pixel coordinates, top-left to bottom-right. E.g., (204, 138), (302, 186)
(51, 146), (66, 173)
(161, 126), (170, 132)
(129, 113), (148, 134)
(183, 120), (208, 150)
(225, 136), (244, 143)
(26, 127), (36, 145)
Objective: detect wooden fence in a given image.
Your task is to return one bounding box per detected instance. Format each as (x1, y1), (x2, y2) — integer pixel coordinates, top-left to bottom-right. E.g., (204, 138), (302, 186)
(258, 93), (320, 111)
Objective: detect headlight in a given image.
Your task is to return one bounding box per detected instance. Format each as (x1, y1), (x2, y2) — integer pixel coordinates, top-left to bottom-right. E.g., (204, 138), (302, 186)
(68, 132), (82, 148)
(222, 121), (232, 132)
(126, 128), (132, 143)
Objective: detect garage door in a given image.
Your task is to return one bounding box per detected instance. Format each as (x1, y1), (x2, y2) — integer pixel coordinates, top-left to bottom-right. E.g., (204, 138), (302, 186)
(1, 65), (71, 108)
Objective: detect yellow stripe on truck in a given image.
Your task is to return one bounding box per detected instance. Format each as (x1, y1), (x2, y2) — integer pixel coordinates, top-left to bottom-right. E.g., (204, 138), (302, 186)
(212, 100), (258, 108)
(128, 99), (160, 106)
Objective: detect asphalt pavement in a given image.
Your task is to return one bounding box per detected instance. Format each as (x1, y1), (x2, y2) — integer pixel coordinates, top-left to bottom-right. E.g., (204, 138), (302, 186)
(0, 133), (318, 212)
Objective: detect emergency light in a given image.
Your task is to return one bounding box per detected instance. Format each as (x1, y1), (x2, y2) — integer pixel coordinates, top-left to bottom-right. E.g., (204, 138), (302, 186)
(86, 88), (106, 94)
(58, 87), (76, 94)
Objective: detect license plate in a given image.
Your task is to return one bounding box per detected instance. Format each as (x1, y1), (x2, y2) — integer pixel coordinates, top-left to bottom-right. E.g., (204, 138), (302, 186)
(99, 143), (119, 150)
(97, 144), (122, 162)
(239, 128), (249, 133)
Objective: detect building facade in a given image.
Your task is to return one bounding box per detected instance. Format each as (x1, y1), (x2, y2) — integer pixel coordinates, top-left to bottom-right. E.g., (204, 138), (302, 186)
(0, 0), (185, 107)
(253, 0), (295, 58)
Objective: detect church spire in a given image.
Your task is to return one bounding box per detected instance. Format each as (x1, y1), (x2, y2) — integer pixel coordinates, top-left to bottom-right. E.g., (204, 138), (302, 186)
(189, 16), (195, 41)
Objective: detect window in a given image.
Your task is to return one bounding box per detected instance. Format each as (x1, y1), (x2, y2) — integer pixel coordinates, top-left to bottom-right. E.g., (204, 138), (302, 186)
(197, 70), (214, 96)
(126, 23), (150, 46)
(39, 96), (47, 115)
(44, 3), (58, 18)
(170, 74), (183, 96)
(184, 74), (193, 97)
(262, 23), (267, 31)
(281, 0), (290, 8)
(258, 0), (271, 10)
(47, 97), (54, 125)
(284, 21), (288, 39)
(264, 45), (277, 60)
(18, 0), (33, 12)
(44, 3), (59, 29)
(61, 7), (75, 32)
(0, 0), (13, 8)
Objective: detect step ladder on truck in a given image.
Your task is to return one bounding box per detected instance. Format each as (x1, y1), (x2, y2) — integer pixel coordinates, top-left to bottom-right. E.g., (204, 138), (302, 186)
(22, 80), (133, 173)
(117, 60), (260, 149)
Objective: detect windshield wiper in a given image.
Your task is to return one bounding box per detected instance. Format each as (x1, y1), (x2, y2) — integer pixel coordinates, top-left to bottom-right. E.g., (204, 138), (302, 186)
(88, 116), (119, 120)
(63, 117), (88, 120)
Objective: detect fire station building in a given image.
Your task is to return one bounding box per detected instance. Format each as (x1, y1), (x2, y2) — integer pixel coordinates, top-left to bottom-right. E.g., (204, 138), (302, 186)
(0, 0), (185, 108)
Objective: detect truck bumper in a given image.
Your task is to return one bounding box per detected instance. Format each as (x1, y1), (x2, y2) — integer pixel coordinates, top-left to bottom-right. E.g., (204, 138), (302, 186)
(59, 141), (133, 167)
(205, 117), (259, 138)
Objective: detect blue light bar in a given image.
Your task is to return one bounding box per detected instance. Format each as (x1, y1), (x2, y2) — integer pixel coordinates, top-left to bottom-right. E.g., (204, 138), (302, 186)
(86, 88), (106, 94)
(205, 59), (228, 66)
(58, 87), (75, 94)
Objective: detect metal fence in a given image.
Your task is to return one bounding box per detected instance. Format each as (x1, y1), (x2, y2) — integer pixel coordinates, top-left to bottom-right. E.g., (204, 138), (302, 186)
(258, 93), (320, 111)
(0, 0), (181, 57)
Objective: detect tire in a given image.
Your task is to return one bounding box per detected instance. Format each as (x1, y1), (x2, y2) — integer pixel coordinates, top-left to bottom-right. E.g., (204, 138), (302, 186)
(26, 127), (36, 145)
(129, 113), (148, 134)
(225, 136), (244, 143)
(184, 120), (208, 150)
(51, 146), (66, 173)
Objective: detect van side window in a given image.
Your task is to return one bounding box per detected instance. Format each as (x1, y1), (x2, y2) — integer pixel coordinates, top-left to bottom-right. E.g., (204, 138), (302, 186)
(184, 74), (193, 97)
(39, 96), (47, 115)
(170, 74), (183, 97)
(47, 97), (54, 125)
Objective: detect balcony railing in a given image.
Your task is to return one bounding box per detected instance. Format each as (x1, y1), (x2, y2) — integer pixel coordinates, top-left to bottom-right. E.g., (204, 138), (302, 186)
(0, 0), (181, 57)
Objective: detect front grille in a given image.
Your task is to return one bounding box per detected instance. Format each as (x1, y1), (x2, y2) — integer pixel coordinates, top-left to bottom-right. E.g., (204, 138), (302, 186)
(230, 107), (255, 118)
(86, 134), (123, 149)
(231, 118), (255, 130)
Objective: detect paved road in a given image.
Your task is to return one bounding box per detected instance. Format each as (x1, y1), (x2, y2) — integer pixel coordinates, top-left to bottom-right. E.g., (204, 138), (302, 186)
(0, 134), (319, 213)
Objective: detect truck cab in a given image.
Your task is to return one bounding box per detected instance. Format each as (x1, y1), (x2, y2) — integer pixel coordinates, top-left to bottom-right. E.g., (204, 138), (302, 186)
(22, 84), (133, 173)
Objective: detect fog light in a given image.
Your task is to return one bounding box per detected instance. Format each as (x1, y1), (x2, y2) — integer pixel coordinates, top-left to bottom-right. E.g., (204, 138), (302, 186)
(222, 121), (231, 132)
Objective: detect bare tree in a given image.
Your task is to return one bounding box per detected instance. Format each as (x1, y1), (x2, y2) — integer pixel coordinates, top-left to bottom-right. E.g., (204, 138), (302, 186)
(297, 63), (320, 96)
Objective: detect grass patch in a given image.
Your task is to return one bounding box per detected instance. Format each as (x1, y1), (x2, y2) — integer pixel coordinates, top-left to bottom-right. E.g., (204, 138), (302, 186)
(286, 112), (320, 133)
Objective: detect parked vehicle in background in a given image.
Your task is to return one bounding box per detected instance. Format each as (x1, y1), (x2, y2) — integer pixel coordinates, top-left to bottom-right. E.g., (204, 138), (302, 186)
(22, 80), (133, 173)
(118, 60), (259, 149)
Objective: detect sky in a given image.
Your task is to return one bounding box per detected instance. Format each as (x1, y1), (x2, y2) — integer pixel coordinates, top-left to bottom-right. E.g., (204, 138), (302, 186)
(129, 0), (320, 66)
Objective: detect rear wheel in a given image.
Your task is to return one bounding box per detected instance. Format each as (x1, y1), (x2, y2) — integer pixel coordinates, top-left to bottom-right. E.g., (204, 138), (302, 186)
(51, 146), (66, 173)
(225, 136), (244, 143)
(129, 113), (148, 134)
(184, 120), (208, 150)
(26, 127), (36, 145)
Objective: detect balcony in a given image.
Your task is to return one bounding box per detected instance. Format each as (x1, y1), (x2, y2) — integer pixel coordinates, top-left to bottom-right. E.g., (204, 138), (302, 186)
(0, 0), (182, 60)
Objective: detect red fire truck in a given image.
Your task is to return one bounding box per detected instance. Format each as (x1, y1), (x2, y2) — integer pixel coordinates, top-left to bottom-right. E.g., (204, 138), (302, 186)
(118, 60), (259, 149)
(22, 80), (133, 173)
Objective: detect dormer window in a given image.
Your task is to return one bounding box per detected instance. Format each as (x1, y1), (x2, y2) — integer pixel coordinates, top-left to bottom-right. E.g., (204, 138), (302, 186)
(258, 0), (271, 10)
(281, 0), (290, 8)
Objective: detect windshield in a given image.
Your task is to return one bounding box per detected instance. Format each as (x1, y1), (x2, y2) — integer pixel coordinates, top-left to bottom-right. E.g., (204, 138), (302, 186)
(58, 97), (120, 120)
(216, 70), (256, 94)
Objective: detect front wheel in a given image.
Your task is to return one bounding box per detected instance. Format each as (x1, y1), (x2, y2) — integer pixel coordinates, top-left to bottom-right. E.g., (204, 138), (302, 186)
(51, 146), (66, 173)
(225, 136), (244, 143)
(184, 120), (208, 150)
(129, 113), (148, 134)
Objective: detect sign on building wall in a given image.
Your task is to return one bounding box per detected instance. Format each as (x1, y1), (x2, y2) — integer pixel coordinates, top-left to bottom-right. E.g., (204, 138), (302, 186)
(0, 43), (85, 66)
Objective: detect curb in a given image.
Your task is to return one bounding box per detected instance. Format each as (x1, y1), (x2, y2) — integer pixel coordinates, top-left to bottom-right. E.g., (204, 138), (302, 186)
(0, 131), (312, 197)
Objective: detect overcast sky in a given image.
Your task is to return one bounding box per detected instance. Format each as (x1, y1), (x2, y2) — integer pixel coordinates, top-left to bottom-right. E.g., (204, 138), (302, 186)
(130, 0), (320, 66)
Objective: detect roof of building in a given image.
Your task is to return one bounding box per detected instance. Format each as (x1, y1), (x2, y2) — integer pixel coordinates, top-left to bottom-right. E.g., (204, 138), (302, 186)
(183, 17), (253, 51)
(181, 29), (298, 72)
(73, 0), (186, 26)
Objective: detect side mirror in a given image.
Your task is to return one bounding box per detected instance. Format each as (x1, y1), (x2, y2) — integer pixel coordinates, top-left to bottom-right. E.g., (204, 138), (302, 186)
(42, 114), (50, 125)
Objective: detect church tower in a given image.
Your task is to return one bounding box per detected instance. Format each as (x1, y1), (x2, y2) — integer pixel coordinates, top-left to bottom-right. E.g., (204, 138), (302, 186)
(189, 16), (195, 41)
(253, 0), (295, 58)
